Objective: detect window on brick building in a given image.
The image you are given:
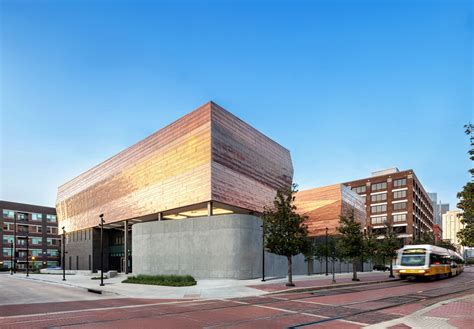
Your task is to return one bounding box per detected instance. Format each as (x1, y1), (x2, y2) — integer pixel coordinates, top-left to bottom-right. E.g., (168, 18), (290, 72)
(371, 182), (387, 191)
(371, 204), (387, 213)
(371, 193), (387, 202)
(393, 190), (407, 199)
(371, 216), (387, 224)
(352, 186), (366, 194)
(393, 202), (407, 211)
(393, 214), (407, 222)
(393, 178), (407, 187)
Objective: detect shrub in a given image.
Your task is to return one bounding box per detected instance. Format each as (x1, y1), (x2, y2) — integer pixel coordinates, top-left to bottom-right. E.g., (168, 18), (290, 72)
(122, 274), (197, 287)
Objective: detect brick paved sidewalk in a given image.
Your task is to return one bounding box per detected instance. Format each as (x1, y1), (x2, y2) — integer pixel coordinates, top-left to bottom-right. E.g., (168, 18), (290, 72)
(250, 272), (396, 293)
(7, 270), (394, 299)
(365, 293), (474, 329)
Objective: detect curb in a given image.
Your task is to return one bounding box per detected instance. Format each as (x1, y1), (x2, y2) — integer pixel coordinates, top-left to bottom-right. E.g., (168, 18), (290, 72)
(265, 278), (401, 295)
(6, 274), (122, 297)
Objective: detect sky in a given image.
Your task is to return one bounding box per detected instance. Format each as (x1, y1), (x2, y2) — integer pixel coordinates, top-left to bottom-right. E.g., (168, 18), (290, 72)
(0, 0), (472, 209)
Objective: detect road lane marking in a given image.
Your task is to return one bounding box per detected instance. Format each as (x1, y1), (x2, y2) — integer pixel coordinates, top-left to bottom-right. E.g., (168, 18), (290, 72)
(0, 299), (211, 320)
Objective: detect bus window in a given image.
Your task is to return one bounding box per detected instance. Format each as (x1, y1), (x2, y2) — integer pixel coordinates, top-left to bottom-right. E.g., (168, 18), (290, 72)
(430, 253), (448, 265)
(401, 253), (426, 266)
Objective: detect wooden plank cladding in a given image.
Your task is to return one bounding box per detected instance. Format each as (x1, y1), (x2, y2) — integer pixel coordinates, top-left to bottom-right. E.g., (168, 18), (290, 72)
(210, 102), (293, 213)
(294, 184), (366, 237)
(56, 102), (293, 232)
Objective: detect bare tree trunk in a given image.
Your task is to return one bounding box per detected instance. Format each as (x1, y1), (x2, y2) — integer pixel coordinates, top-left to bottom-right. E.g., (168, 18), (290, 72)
(286, 256), (295, 286)
(389, 259), (394, 278)
(352, 258), (359, 281)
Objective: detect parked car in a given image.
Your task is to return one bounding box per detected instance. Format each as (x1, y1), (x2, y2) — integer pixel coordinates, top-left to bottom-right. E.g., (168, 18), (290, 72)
(373, 264), (390, 271)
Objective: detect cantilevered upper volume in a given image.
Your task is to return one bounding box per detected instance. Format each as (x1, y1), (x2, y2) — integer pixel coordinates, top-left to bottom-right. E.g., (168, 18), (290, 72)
(294, 184), (366, 237)
(56, 102), (293, 232)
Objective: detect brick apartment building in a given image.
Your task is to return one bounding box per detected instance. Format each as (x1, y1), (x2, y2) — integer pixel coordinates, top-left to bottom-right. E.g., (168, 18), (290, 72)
(344, 168), (434, 244)
(1, 201), (60, 271)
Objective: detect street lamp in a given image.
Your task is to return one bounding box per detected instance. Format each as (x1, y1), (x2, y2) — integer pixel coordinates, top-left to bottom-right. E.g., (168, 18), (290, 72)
(62, 226), (66, 281)
(26, 231), (29, 277)
(325, 227), (329, 276)
(10, 242), (13, 275)
(331, 247), (336, 284)
(100, 214), (105, 287)
(261, 224), (265, 282)
(13, 213), (17, 274)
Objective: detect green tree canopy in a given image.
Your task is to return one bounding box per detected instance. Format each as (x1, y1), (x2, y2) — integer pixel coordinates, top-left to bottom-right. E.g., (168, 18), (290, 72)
(457, 124), (474, 247)
(262, 184), (310, 286)
(337, 211), (364, 281)
(412, 231), (436, 245)
(379, 222), (402, 278)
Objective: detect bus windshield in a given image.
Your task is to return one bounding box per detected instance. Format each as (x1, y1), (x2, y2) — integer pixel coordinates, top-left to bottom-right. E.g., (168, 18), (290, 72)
(401, 254), (426, 266)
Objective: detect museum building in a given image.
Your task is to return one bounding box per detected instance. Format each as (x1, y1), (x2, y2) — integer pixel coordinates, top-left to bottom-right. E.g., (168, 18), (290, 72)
(57, 102), (310, 278)
(57, 102), (368, 278)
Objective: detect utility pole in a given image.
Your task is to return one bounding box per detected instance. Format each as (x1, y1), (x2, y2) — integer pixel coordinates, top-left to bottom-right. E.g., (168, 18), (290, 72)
(100, 214), (105, 287)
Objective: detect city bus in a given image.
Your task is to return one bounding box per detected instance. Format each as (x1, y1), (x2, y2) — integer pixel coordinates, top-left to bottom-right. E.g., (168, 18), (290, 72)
(395, 244), (464, 280)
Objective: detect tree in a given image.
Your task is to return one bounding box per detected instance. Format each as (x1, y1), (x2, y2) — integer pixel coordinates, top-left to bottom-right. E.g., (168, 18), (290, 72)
(437, 239), (458, 252)
(262, 184), (310, 286)
(379, 222), (402, 278)
(457, 124), (474, 247)
(364, 231), (383, 269)
(313, 235), (338, 275)
(412, 231), (435, 245)
(328, 236), (340, 283)
(337, 211), (364, 281)
(303, 239), (316, 275)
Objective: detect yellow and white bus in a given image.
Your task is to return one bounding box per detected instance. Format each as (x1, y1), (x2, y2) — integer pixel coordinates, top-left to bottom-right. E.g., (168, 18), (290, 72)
(395, 244), (464, 280)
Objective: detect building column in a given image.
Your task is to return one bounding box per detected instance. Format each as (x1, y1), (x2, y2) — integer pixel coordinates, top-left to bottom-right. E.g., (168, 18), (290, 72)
(124, 220), (128, 274)
(207, 201), (213, 217)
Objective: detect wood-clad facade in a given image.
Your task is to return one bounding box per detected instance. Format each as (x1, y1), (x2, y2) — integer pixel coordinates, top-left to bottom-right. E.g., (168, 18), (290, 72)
(294, 184), (366, 237)
(56, 102), (293, 232)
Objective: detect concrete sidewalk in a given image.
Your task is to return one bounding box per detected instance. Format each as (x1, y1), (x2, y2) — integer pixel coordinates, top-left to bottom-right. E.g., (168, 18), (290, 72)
(5, 270), (395, 299)
(366, 293), (474, 329)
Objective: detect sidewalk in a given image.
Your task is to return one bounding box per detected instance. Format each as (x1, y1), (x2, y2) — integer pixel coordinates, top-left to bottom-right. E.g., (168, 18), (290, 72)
(250, 272), (398, 293)
(5, 270), (395, 299)
(365, 293), (474, 329)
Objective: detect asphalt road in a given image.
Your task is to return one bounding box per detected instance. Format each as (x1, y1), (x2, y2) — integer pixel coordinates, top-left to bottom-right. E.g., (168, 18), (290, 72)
(0, 273), (112, 306)
(0, 269), (473, 328)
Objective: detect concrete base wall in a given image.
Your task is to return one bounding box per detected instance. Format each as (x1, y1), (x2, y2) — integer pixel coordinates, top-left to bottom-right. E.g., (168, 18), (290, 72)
(133, 214), (309, 279)
(132, 214), (372, 279)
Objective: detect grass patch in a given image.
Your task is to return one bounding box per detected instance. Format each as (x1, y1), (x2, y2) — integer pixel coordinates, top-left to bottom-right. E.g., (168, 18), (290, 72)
(122, 274), (197, 287)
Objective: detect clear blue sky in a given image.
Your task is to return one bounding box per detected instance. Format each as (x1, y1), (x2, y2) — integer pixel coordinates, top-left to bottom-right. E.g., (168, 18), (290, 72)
(1, 0), (472, 209)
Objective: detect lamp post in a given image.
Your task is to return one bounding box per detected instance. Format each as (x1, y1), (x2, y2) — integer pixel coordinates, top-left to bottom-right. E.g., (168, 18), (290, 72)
(325, 227), (329, 276)
(13, 213), (17, 273)
(10, 242), (13, 275)
(26, 232), (29, 277)
(361, 229), (365, 273)
(261, 224), (265, 282)
(100, 214), (105, 287)
(331, 247), (336, 284)
(62, 226), (66, 281)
